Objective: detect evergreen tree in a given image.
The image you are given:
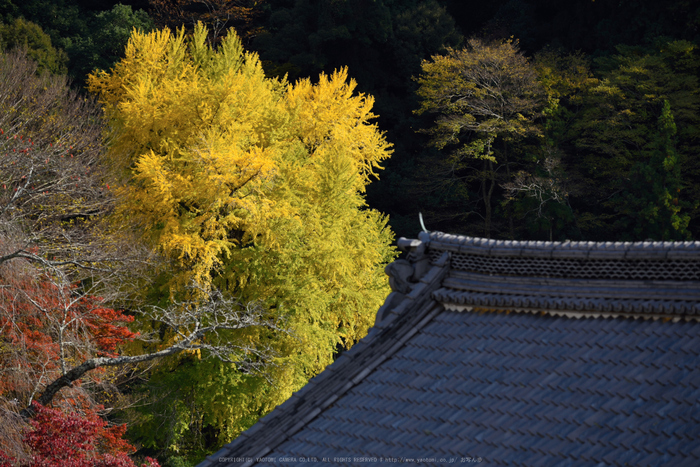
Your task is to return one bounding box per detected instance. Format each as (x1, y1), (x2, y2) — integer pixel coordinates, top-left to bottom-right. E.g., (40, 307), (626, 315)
(0, 1), (153, 85)
(613, 101), (691, 240)
(566, 40), (700, 239)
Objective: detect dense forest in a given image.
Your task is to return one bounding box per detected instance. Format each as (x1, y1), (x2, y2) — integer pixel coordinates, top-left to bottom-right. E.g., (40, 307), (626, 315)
(0, 1), (699, 466)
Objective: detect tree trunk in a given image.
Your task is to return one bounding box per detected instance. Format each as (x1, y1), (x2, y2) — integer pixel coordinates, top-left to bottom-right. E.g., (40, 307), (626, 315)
(482, 160), (496, 238)
(502, 138), (515, 240)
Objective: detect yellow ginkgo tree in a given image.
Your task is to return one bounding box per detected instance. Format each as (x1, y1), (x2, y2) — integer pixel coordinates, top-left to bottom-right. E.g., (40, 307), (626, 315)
(88, 23), (395, 458)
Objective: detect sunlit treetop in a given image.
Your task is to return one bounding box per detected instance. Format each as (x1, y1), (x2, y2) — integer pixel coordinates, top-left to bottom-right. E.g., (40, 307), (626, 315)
(89, 23), (395, 445)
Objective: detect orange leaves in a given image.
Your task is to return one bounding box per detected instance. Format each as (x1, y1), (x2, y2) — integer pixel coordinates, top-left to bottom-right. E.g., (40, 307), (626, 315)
(0, 259), (145, 459)
(79, 299), (137, 356)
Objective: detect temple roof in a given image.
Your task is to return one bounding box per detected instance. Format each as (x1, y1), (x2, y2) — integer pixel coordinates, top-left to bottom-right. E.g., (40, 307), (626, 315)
(198, 232), (700, 467)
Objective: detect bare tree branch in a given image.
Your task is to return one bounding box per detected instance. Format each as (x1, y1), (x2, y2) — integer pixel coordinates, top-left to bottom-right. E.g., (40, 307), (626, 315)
(19, 285), (287, 419)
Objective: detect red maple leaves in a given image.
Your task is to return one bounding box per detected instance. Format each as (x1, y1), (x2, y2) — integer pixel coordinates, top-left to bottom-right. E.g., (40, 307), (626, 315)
(0, 269), (149, 465)
(0, 273), (137, 395)
(0, 402), (159, 467)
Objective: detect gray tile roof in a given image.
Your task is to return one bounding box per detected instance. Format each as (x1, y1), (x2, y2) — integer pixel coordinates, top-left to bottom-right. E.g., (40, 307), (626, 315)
(199, 232), (700, 467)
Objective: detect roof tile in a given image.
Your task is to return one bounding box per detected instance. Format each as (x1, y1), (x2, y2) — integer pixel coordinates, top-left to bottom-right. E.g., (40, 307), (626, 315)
(202, 232), (700, 467)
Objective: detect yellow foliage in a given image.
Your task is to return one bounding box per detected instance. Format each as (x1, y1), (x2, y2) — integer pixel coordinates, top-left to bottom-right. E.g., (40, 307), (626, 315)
(415, 38), (545, 153)
(89, 23), (395, 444)
(285, 69), (390, 191)
(89, 23), (285, 289)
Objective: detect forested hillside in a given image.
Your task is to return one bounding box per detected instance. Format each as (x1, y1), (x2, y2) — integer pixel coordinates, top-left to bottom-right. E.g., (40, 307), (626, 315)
(0, 1), (698, 465)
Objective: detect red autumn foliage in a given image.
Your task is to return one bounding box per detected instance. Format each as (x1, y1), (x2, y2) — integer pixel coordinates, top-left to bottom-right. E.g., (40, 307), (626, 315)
(77, 296), (138, 357)
(0, 267), (142, 464)
(0, 48), (159, 466)
(0, 402), (160, 467)
(0, 271), (138, 399)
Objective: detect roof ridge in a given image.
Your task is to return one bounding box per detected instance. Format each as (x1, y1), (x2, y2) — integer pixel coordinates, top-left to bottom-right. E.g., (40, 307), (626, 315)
(426, 231), (700, 259)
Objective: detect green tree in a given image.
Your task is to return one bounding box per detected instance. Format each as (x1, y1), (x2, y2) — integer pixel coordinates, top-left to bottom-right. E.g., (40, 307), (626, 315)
(612, 101), (691, 240)
(89, 24), (395, 461)
(415, 38), (545, 238)
(513, 49), (600, 241)
(566, 39), (700, 239)
(5, 0), (90, 81)
(0, 17), (67, 73)
(0, 1), (153, 85)
(67, 3), (154, 79)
